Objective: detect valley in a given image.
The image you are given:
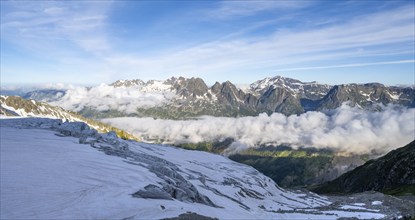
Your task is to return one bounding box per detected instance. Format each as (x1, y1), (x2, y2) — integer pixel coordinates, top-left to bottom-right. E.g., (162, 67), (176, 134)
(172, 140), (368, 188)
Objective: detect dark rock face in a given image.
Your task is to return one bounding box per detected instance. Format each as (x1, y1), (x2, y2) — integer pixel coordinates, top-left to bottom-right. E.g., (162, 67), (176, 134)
(257, 87), (304, 115)
(169, 77), (210, 98)
(312, 140), (415, 194)
(132, 184), (173, 200)
(212, 81), (245, 107)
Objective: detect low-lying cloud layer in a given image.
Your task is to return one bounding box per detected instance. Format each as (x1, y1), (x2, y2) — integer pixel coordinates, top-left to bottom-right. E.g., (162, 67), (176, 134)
(102, 104), (415, 155)
(50, 84), (174, 114)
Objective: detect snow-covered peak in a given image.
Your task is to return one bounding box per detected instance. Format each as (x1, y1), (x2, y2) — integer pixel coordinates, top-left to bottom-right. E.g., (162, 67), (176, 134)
(142, 80), (174, 92)
(110, 78), (177, 93)
(250, 75), (299, 91)
(110, 79), (145, 88)
(235, 84), (251, 93)
(250, 76), (332, 98)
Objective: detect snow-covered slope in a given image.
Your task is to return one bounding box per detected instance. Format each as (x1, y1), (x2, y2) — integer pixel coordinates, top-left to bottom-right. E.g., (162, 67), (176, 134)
(0, 95), (80, 120)
(1, 117), (404, 219)
(0, 95), (139, 141)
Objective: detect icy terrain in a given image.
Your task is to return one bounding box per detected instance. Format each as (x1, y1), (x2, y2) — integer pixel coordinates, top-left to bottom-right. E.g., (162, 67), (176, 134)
(0, 118), (407, 219)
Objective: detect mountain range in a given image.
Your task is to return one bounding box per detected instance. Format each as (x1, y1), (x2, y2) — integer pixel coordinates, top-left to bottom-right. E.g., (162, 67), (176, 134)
(20, 76), (415, 119)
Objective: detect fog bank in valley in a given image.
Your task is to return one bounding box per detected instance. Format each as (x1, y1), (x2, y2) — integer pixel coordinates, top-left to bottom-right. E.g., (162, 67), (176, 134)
(102, 104), (414, 154)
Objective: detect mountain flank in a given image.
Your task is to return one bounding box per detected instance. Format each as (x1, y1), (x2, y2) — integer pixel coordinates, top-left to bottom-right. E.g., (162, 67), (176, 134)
(0, 95), (139, 141)
(311, 140), (415, 195)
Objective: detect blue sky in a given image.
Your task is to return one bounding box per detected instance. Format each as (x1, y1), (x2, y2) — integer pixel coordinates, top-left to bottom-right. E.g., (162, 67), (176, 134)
(1, 0), (414, 86)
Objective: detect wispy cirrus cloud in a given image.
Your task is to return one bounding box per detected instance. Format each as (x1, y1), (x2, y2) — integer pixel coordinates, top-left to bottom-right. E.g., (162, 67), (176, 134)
(103, 6), (414, 82)
(1, 1), (414, 85)
(1, 1), (112, 55)
(208, 0), (313, 19)
(272, 60), (415, 72)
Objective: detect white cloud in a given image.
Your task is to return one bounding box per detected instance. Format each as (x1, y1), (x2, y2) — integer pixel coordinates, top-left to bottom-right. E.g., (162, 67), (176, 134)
(1, 1), (111, 55)
(208, 1), (312, 19)
(50, 84), (175, 114)
(102, 104), (415, 155)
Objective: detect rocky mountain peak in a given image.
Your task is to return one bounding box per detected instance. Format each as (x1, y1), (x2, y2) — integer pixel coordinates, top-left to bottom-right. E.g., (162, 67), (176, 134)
(210, 81), (244, 107)
(317, 83), (412, 110)
(250, 76), (331, 100)
(171, 77), (209, 98)
(110, 79), (145, 87)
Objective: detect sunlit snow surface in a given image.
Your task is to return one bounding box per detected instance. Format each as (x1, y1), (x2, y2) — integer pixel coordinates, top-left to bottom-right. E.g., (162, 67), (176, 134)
(0, 118), (387, 219)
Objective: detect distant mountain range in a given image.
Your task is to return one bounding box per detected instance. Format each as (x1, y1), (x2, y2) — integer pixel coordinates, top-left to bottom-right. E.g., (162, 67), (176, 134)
(20, 76), (415, 119)
(312, 140), (415, 196)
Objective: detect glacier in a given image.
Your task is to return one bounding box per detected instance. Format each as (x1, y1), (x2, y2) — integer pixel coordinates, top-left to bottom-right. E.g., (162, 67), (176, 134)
(0, 117), (403, 219)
